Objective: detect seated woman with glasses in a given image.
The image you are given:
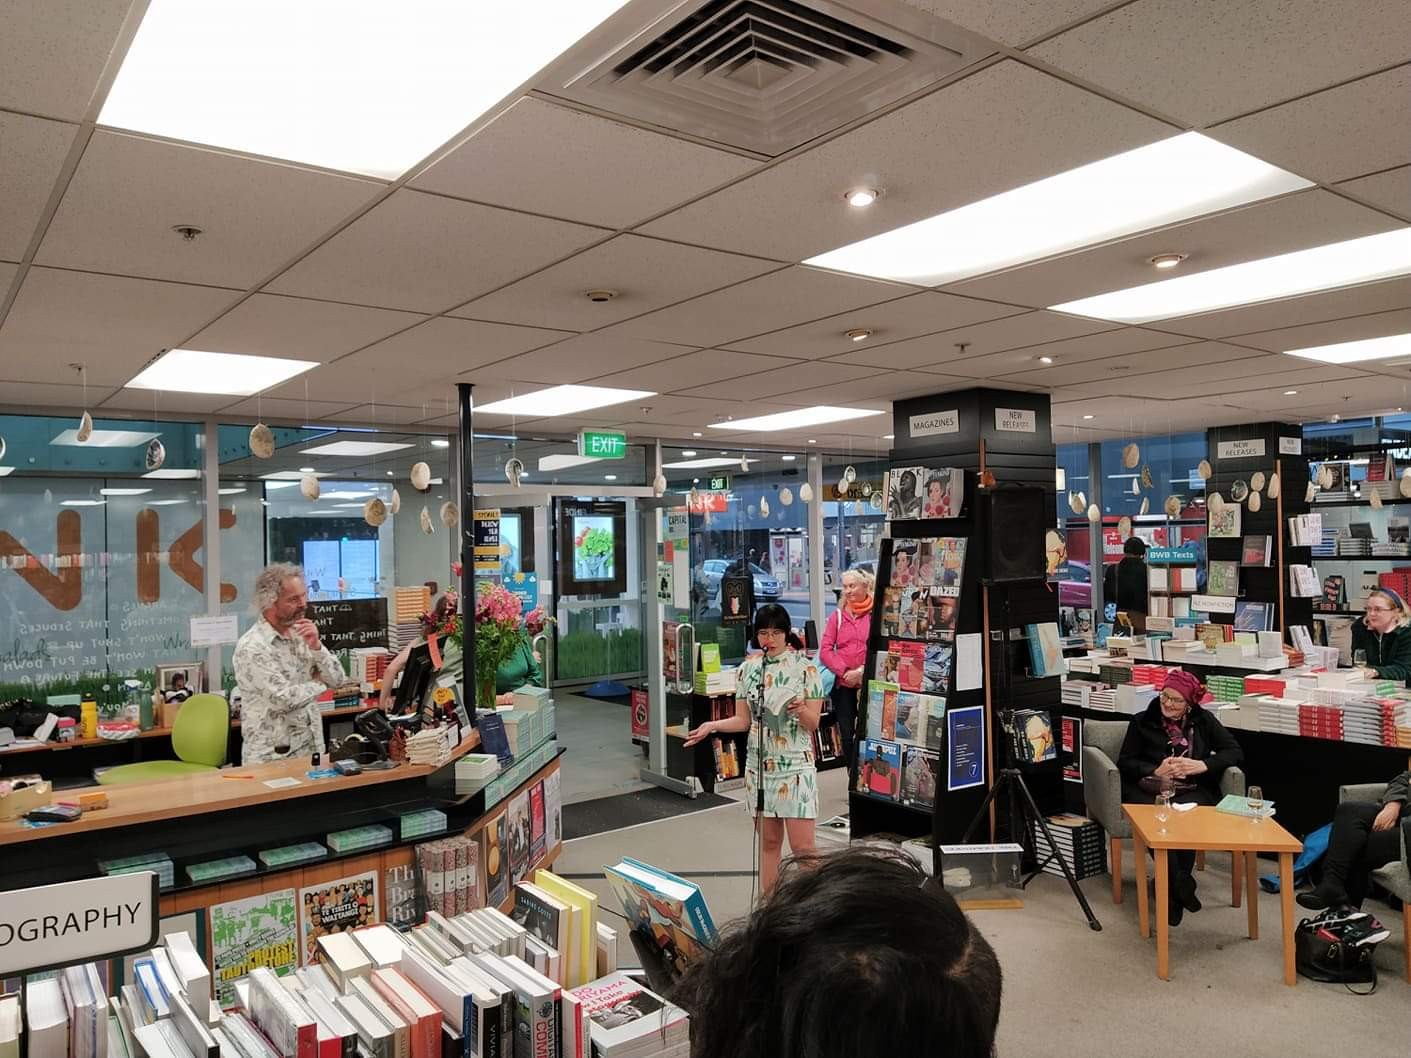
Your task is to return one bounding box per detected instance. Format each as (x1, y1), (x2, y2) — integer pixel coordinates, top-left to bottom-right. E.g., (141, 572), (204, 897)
(1352, 588), (1411, 682)
(1118, 669), (1244, 925)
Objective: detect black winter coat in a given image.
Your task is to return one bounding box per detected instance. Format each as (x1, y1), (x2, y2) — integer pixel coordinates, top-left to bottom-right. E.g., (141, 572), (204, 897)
(1118, 699), (1244, 802)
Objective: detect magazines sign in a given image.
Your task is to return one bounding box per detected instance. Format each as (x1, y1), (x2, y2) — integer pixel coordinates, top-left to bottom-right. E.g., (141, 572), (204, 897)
(909, 410), (960, 438)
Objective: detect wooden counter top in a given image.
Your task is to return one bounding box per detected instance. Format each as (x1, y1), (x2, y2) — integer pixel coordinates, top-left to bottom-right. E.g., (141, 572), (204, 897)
(0, 730), (479, 847)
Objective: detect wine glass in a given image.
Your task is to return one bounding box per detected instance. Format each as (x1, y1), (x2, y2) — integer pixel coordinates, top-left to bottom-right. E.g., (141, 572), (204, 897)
(1155, 790), (1172, 834)
(1353, 649), (1368, 669)
(1247, 784), (1265, 823)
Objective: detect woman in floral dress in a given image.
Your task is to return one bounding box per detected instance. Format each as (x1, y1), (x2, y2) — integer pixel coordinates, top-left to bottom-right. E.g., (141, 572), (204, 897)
(685, 604), (823, 893)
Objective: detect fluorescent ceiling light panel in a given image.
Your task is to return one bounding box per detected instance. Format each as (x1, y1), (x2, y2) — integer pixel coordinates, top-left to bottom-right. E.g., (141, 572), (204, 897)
(142, 468), (201, 479)
(479, 385), (655, 417)
(218, 487), (246, 495)
(430, 439), (451, 448)
(804, 133), (1310, 286)
(147, 499), (188, 506)
(537, 454), (600, 472)
(663, 457), (756, 469)
(99, 487), (153, 496)
(51, 429), (158, 448)
(301, 441), (414, 457)
(1283, 333), (1411, 365)
(321, 490), (377, 499)
(60, 500), (106, 507)
(126, 349), (317, 397)
(1052, 228), (1411, 323)
(0, 468), (15, 477)
(261, 470), (330, 480)
(709, 407), (884, 432)
(100, 0), (633, 179)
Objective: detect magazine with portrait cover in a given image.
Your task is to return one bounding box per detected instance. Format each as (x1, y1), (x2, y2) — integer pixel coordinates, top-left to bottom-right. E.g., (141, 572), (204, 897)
(886, 467), (964, 520)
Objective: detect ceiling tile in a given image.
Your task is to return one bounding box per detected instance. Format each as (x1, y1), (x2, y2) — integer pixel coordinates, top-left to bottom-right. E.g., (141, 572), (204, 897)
(1158, 277), (1411, 340)
(639, 60), (1172, 260)
(1062, 356), (1368, 400)
(453, 235), (780, 331)
(0, 267), (239, 387)
(36, 131), (384, 288)
(1028, 0), (1411, 126)
(834, 310), (1115, 370)
(992, 340), (1263, 387)
(477, 332), (696, 386)
(679, 361), (880, 400)
(0, 379), (87, 410)
(589, 349), (800, 393)
(1208, 67), (1411, 185)
(0, 113), (77, 261)
(1336, 166), (1411, 222)
(188, 294), (428, 363)
(1226, 307), (1411, 353)
(723, 290), (1024, 358)
(0, 0), (131, 121)
(321, 403), (428, 427)
(608, 266), (908, 347)
(99, 388), (233, 415)
(412, 97), (758, 228)
(0, 261), (17, 294)
(782, 369), (964, 403)
(534, 393), (796, 429)
(897, 1), (1122, 47)
(944, 189), (1400, 307)
(267, 189), (607, 313)
(928, 325), (1195, 379)
(217, 396), (359, 422)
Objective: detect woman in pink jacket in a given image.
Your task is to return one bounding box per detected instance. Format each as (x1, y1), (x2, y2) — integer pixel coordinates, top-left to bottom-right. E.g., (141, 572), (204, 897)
(820, 567), (874, 766)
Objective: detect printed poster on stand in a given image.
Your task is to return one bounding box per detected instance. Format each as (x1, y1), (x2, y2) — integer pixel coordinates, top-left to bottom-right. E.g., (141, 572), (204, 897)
(299, 871), (378, 965)
(946, 706), (986, 792)
(210, 888), (298, 1007)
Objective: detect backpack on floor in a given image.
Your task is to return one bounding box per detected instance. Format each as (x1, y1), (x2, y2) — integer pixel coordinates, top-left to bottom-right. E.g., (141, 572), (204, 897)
(1295, 907), (1389, 993)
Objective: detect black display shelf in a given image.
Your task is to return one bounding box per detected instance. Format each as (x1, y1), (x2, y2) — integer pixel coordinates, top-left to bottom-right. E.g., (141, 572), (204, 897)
(1309, 555), (1411, 562)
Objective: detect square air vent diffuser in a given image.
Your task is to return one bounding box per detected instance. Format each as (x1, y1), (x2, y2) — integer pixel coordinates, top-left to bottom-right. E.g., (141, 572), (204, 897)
(552, 0), (992, 156)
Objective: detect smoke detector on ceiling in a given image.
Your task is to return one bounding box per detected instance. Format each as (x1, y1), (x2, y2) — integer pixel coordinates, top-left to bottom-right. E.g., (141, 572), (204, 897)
(584, 289), (619, 303)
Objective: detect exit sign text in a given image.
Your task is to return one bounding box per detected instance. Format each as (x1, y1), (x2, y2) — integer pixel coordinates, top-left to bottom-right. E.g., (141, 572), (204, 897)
(577, 430), (627, 459)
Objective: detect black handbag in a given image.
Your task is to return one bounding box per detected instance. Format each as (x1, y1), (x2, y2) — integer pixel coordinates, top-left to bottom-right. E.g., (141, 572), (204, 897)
(1295, 909), (1386, 993)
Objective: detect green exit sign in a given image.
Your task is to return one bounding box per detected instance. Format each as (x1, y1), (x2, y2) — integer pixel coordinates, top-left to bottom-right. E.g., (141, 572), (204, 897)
(577, 429), (627, 459)
(707, 474), (731, 491)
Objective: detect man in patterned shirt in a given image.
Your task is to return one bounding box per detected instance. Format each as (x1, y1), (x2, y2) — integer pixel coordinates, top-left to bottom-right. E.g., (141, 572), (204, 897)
(233, 563), (348, 764)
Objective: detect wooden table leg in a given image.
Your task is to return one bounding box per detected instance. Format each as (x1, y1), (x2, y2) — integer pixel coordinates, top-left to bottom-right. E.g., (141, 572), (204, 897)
(1111, 835), (1123, 905)
(1155, 849), (1170, 981)
(1134, 832), (1150, 939)
(1246, 851), (1259, 940)
(1279, 853), (1296, 986)
(1231, 849), (1243, 908)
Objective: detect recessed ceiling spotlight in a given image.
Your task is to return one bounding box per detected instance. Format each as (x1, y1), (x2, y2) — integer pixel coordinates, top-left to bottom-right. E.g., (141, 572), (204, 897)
(1082, 414), (1095, 420)
(681, 450), (697, 457)
(386, 470), (394, 476)
(299, 466), (316, 473)
(604, 474), (617, 481)
(584, 289), (618, 303)
(1149, 252), (1187, 269)
(782, 454), (796, 461)
(845, 328), (873, 342)
(692, 431), (702, 437)
(808, 439), (817, 444)
(430, 439), (450, 448)
(1284, 390), (1299, 395)
(883, 434), (894, 440)
(846, 187), (880, 208)
(1037, 355), (1055, 364)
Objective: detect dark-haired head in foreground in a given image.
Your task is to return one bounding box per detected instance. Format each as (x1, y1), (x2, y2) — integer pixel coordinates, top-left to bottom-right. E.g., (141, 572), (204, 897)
(678, 846), (1001, 1058)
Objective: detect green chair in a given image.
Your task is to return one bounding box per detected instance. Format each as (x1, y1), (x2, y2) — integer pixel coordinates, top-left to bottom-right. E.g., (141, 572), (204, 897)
(97, 693), (229, 785)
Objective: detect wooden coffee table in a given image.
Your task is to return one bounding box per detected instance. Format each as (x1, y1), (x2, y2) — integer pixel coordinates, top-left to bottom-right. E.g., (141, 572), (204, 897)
(1122, 804), (1304, 984)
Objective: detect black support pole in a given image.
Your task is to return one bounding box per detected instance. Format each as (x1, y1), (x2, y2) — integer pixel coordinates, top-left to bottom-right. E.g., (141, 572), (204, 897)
(457, 382), (476, 721)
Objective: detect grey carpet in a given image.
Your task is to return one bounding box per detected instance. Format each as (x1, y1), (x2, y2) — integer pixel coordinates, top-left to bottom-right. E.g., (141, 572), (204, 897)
(562, 787), (733, 840)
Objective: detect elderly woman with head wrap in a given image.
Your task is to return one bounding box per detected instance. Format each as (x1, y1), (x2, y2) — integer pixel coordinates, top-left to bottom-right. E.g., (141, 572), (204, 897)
(1118, 669), (1245, 924)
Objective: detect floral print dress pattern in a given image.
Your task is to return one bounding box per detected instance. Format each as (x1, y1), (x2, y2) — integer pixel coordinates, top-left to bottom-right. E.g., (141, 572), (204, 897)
(738, 648), (823, 819)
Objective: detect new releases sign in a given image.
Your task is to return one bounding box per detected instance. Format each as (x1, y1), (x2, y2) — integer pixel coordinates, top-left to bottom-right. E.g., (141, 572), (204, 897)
(1217, 438), (1266, 460)
(909, 410), (960, 438)
(994, 408), (1037, 433)
(0, 872), (158, 975)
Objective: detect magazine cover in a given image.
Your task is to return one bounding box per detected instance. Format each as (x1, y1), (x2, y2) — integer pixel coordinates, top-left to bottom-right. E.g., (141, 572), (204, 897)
(887, 467), (963, 520)
(1207, 560), (1239, 597)
(484, 809), (509, 908)
(920, 694), (946, 753)
(865, 679), (898, 741)
(1233, 600), (1273, 631)
(530, 780), (547, 863)
(922, 642), (953, 694)
(508, 788), (533, 885)
(893, 691), (925, 746)
(545, 770), (563, 851)
(299, 871), (377, 965)
(210, 889), (297, 1006)
(857, 739), (902, 801)
(900, 747), (939, 810)
(1208, 504), (1241, 538)
(892, 538), (966, 594)
(891, 639), (926, 691)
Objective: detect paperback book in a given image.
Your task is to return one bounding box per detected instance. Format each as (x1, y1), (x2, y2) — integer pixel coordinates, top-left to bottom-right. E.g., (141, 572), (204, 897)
(1233, 600), (1274, 632)
(601, 859), (717, 981)
(1207, 560), (1239, 597)
(1209, 505), (1242, 539)
(1241, 535), (1273, 567)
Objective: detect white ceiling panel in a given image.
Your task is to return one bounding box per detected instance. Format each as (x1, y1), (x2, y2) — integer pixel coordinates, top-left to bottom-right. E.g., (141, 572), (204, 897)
(555, 393), (798, 429)
(266, 189), (608, 313)
(188, 294), (427, 363)
(0, 267), (239, 386)
(639, 60), (1172, 260)
(944, 189), (1400, 307)
(897, 1), (1123, 48)
(1208, 67), (1411, 185)
(0, 261), (17, 294)
(412, 97), (757, 228)
(0, 0), (131, 121)
(608, 266), (908, 347)
(217, 396), (359, 422)
(1060, 356), (1366, 400)
(588, 348), (799, 394)
(723, 290), (1025, 359)
(0, 113), (77, 261)
(1336, 166), (1411, 222)
(1219, 375), (1400, 415)
(782, 369), (971, 403)
(925, 325), (1196, 379)
(1028, 0), (1411, 127)
(0, 379), (88, 411)
(99, 388), (233, 414)
(36, 131), (384, 288)
(679, 361), (880, 400)
(1225, 307), (1411, 354)
(452, 235), (780, 331)
(833, 310), (1115, 370)
(477, 332), (697, 386)
(340, 317), (570, 389)
(320, 403), (427, 427)
(990, 340), (1265, 388)
(1157, 277), (1411, 341)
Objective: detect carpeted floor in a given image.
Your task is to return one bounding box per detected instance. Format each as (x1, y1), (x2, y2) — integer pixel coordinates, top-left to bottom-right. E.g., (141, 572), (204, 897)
(562, 786), (734, 840)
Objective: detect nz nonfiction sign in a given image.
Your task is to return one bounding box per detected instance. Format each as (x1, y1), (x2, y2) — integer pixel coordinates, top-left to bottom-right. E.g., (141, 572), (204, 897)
(0, 872), (159, 975)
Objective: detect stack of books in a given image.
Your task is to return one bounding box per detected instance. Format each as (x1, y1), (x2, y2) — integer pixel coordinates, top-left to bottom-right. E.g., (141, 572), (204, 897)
(1060, 681), (1091, 708)
(257, 841), (328, 869)
(1255, 696), (1301, 735)
(399, 808), (448, 840)
(404, 724), (458, 766)
(415, 834), (480, 915)
(1206, 674), (1246, 703)
(1130, 664), (1174, 688)
(349, 647), (391, 692)
(1031, 814), (1106, 881)
(391, 586), (432, 652)
(99, 850), (174, 889)
(1298, 703), (1345, 740)
(185, 854), (256, 884)
(454, 753), (500, 792)
(1087, 686), (1116, 712)
(327, 823), (394, 853)
(1340, 698), (1385, 746)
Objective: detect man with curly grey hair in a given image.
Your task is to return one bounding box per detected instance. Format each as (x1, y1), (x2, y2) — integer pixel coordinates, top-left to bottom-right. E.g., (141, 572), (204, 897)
(232, 563), (347, 764)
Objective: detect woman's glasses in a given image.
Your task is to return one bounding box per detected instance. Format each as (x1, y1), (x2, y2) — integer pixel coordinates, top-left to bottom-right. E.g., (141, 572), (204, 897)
(1159, 691), (1187, 707)
(1365, 605), (1394, 613)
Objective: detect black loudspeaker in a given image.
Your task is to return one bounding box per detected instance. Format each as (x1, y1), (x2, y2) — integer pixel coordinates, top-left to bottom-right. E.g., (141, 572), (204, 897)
(804, 619), (818, 651)
(979, 486), (1047, 584)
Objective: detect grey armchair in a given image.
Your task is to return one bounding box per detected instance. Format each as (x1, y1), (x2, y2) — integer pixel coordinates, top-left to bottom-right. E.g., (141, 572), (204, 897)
(1338, 783), (1411, 982)
(1082, 718), (1247, 905)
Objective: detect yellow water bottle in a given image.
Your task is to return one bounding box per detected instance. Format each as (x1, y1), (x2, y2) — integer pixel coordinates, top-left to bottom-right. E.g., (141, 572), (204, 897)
(80, 699), (98, 739)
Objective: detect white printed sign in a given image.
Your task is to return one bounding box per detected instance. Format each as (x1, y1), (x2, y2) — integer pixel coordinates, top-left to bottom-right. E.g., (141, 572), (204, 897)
(190, 613), (240, 647)
(1191, 594), (1237, 614)
(994, 408), (1037, 433)
(0, 872), (159, 975)
(910, 410), (960, 438)
(1217, 439), (1265, 460)
(1279, 436), (1302, 455)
